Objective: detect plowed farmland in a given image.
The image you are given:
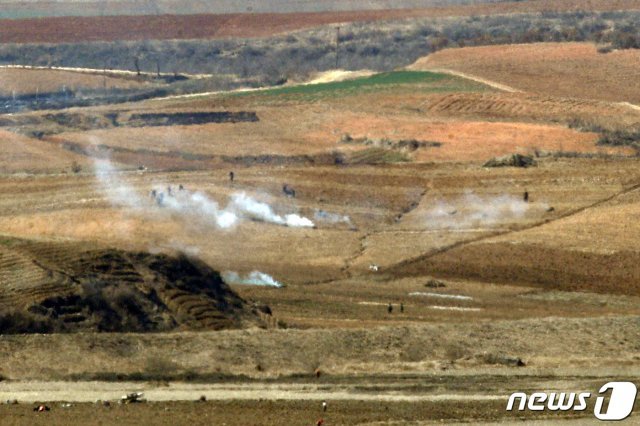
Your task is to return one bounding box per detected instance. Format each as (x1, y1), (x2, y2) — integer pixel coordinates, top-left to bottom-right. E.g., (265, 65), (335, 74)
(412, 42), (640, 104)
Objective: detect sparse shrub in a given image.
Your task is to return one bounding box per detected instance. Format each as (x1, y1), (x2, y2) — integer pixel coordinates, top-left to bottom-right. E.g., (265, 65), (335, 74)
(482, 353), (526, 367)
(597, 44), (613, 54)
(0, 310), (57, 334)
(597, 130), (640, 154)
(144, 356), (180, 379)
(444, 344), (468, 363)
(277, 319), (288, 329)
(483, 154), (536, 168)
(70, 161), (82, 173)
(425, 279), (447, 288)
(566, 118), (607, 133)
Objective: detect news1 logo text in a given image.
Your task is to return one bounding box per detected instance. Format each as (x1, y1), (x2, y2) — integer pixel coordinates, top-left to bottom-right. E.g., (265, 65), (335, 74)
(507, 382), (637, 421)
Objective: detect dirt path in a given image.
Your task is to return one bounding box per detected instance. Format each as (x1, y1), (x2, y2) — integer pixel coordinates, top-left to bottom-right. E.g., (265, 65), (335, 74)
(345, 175), (640, 277)
(389, 177), (640, 274)
(0, 381), (506, 403)
(417, 68), (522, 93)
(619, 101), (640, 112)
(0, 64), (214, 80)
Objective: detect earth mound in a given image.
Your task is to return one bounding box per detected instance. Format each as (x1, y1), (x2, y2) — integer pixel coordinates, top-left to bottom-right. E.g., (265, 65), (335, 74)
(0, 238), (266, 333)
(483, 153), (536, 168)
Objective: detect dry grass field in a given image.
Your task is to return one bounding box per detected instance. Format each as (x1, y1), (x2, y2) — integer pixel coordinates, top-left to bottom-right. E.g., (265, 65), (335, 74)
(34, 70), (634, 170)
(0, 129), (91, 174)
(0, 68), (150, 96)
(1, 35), (640, 423)
(412, 42), (640, 105)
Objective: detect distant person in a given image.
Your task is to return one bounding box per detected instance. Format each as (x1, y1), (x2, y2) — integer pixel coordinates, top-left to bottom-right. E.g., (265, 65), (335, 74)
(387, 303), (393, 314)
(229, 171), (235, 182)
(179, 184), (184, 191)
(167, 185), (173, 196)
(523, 191), (529, 202)
(322, 401), (327, 412)
(283, 184), (296, 197)
(400, 303), (404, 313)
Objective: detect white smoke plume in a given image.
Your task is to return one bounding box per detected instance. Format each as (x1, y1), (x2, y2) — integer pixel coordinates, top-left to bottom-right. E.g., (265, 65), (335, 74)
(230, 192), (315, 228)
(93, 158), (314, 229)
(94, 158), (144, 208)
(222, 271), (284, 288)
(158, 188), (238, 229)
(314, 209), (352, 225)
(424, 191), (543, 229)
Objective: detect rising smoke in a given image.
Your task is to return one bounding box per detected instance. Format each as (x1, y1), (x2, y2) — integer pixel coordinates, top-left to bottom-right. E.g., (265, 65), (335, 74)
(159, 188), (238, 229)
(424, 191), (545, 229)
(94, 158), (144, 208)
(230, 192), (314, 228)
(93, 158), (314, 229)
(222, 271), (284, 288)
(314, 209), (352, 225)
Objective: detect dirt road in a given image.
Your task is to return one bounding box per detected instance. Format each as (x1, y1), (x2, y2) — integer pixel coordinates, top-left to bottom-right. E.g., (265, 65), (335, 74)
(0, 380), (505, 403)
(0, 377), (624, 424)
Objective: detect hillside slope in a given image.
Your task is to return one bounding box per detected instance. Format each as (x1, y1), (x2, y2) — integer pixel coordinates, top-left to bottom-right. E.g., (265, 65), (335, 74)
(411, 42), (640, 105)
(0, 237), (265, 332)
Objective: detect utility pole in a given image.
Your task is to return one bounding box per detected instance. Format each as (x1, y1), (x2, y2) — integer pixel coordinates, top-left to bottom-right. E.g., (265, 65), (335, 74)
(103, 59), (107, 94)
(335, 26), (340, 69)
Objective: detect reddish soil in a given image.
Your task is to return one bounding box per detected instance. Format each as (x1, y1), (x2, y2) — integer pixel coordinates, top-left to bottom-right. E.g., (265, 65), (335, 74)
(413, 42), (640, 104)
(1, 0), (639, 43)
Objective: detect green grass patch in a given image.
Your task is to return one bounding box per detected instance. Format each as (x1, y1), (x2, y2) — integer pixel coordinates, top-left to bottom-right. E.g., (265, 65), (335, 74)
(235, 70), (488, 101)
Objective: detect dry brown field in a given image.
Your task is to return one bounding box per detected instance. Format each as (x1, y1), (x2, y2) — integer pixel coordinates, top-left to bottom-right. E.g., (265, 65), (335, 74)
(1, 43), (640, 424)
(0, 68), (150, 96)
(0, 129), (90, 174)
(1, 0), (640, 43)
(411, 42), (640, 105)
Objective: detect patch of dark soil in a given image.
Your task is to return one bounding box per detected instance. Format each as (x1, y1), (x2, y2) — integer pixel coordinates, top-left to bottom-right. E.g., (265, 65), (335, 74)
(221, 152), (343, 166)
(340, 133), (442, 153)
(42, 112), (115, 130)
(127, 111), (258, 127)
(393, 242), (640, 296)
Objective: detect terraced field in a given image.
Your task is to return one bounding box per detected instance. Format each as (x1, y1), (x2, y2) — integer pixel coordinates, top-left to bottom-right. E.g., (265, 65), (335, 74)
(0, 236), (264, 332)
